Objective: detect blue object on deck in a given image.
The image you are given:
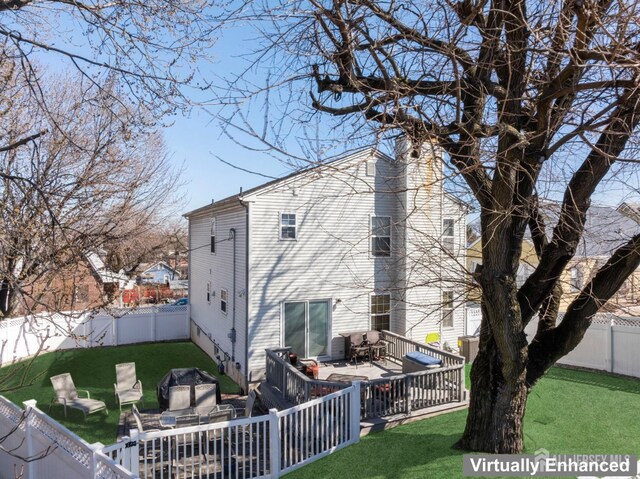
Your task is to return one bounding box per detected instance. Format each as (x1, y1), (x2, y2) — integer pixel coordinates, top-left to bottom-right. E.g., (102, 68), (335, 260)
(405, 351), (442, 366)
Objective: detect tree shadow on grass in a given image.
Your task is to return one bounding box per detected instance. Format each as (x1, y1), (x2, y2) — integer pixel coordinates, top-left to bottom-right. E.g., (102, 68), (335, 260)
(284, 428), (469, 479)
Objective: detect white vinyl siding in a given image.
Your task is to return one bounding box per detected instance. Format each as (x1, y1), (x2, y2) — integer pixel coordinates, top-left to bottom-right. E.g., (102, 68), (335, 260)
(187, 204), (248, 384)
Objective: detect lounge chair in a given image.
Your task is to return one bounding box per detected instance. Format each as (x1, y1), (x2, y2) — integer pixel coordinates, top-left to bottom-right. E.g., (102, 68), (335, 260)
(49, 373), (108, 420)
(114, 362), (144, 412)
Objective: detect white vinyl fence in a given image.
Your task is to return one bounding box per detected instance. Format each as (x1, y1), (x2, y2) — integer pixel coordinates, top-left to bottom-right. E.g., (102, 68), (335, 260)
(524, 314), (640, 378)
(102, 383), (361, 479)
(0, 396), (134, 479)
(0, 306), (189, 366)
(468, 306), (640, 378)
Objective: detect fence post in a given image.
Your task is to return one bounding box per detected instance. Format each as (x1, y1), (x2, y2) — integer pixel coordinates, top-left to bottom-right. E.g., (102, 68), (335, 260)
(458, 366), (465, 401)
(22, 400), (37, 479)
(609, 318), (615, 373)
(90, 442), (103, 477)
(128, 429), (140, 476)
(350, 382), (361, 444)
(268, 408), (281, 478)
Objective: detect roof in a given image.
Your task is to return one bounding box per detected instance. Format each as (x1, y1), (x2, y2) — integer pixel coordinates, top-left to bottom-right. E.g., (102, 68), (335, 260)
(85, 252), (128, 284)
(142, 261), (180, 275)
(467, 203), (640, 257)
(183, 145), (470, 217)
(183, 147), (396, 217)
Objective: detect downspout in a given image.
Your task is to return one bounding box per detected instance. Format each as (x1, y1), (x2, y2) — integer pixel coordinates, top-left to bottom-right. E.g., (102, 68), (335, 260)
(239, 196), (250, 389)
(229, 228), (237, 363)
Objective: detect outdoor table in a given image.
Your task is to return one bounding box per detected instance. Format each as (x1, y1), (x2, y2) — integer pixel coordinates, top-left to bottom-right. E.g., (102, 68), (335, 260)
(159, 404), (236, 428)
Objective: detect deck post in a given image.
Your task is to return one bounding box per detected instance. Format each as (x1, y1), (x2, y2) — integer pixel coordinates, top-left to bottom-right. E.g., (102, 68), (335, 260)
(350, 382), (361, 444)
(404, 376), (412, 415)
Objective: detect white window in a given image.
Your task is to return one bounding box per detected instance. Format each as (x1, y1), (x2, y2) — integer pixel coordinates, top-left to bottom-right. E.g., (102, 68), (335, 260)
(210, 219), (216, 254)
(280, 213), (297, 240)
(443, 218), (455, 253)
(570, 267), (583, 292)
(371, 216), (391, 257)
(370, 294), (391, 331)
(442, 291), (454, 328)
(220, 289), (228, 314)
(470, 260), (481, 284)
(366, 160), (376, 177)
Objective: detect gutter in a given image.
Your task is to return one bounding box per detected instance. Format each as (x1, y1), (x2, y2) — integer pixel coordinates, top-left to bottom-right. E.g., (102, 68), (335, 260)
(229, 227), (237, 363)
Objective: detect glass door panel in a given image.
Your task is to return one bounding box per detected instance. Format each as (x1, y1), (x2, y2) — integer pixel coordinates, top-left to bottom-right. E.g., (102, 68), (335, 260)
(308, 301), (329, 356)
(284, 302), (306, 356)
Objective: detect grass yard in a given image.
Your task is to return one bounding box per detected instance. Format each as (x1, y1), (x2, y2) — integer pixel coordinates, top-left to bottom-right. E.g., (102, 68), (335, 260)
(1, 341), (241, 445)
(284, 366), (640, 479)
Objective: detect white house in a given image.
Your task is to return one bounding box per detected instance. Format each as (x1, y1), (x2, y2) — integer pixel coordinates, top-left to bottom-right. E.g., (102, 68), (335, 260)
(185, 139), (467, 390)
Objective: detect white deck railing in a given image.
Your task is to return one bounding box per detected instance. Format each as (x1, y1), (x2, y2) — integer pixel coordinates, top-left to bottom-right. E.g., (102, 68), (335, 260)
(265, 335), (466, 421)
(0, 396), (135, 479)
(102, 384), (361, 479)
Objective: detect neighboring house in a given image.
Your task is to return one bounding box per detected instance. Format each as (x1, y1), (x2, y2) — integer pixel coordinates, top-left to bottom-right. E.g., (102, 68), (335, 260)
(467, 204), (640, 314)
(13, 251), (127, 316)
(138, 261), (181, 284)
(466, 237), (538, 303)
(185, 140), (467, 390)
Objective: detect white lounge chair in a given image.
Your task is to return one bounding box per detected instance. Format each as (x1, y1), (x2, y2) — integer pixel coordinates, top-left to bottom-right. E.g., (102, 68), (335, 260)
(49, 373), (108, 420)
(114, 362), (144, 412)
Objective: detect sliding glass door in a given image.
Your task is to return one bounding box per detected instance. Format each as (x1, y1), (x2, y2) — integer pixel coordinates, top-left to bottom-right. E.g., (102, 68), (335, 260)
(283, 300), (330, 358)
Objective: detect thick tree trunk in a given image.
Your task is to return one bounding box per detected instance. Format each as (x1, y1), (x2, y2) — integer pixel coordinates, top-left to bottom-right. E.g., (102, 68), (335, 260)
(455, 325), (529, 453)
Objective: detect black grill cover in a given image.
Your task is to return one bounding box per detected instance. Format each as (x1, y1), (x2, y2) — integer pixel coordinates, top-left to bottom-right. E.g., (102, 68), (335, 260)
(156, 368), (222, 411)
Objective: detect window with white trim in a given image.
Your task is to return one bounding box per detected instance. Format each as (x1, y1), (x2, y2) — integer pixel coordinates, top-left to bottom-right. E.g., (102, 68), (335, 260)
(366, 160), (376, 177)
(370, 294), (391, 331)
(210, 219), (216, 254)
(371, 216), (391, 257)
(220, 289), (228, 314)
(443, 218), (455, 253)
(280, 213), (297, 240)
(442, 291), (454, 328)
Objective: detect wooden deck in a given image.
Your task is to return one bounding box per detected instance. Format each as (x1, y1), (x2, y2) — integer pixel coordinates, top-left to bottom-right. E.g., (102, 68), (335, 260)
(315, 358), (402, 381)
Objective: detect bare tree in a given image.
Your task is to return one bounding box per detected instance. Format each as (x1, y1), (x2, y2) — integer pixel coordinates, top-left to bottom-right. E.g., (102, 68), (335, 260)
(0, 66), (183, 318)
(0, 0), (217, 153)
(218, 0), (640, 453)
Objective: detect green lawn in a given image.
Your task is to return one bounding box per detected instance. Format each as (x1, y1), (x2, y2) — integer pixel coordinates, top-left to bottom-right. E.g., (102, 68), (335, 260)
(284, 366), (640, 479)
(0, 341), (241, 445)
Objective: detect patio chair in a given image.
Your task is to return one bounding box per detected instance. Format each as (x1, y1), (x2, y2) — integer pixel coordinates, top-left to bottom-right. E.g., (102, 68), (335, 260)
(114, 362), (144, 412)
(367, 330), (388, 363)
(49, 373), (108, 420)
(349, 333), (370, 367)
(170, 413), (202, 472)
(130, 405), (165, 463)
(194, 383), (217, 417)
(168, 385), (191, 412)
